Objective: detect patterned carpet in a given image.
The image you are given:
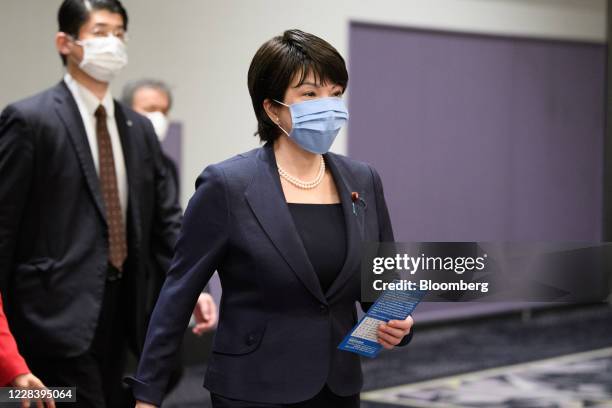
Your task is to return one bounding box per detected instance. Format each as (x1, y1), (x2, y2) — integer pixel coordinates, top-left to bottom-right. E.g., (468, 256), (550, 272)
(362, 347), (612, 407)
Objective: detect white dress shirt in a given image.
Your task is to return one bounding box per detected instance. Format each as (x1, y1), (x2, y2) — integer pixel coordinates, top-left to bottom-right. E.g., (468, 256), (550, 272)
(64, 73), (128, 223)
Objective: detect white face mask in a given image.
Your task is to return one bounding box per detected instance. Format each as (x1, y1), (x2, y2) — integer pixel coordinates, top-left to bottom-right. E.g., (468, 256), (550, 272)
(74, 36), (128, 83)
(144, 111), (170, 142)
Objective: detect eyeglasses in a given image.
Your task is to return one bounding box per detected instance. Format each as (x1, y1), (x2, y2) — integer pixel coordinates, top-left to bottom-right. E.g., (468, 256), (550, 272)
(89, 27), (129, 42)
(67, 27), (129, 43)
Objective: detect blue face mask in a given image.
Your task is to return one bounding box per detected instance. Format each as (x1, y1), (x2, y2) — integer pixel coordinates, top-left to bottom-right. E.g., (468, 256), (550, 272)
(273, 97), (349, 154)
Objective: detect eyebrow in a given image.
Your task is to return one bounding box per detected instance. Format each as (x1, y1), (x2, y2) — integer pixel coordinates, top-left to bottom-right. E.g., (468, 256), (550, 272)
(92, 22), (125, 29)
(294, 81), (319, 88)
(294, 81), (342, 89)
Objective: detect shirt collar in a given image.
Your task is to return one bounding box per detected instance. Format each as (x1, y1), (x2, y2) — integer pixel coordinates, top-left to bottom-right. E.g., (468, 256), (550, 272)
(63, 73), (115, 119)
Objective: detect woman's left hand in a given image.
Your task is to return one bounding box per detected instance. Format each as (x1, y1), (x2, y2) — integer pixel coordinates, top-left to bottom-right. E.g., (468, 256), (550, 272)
(377, 316), (414, 350)
(192, 293), (218, 335)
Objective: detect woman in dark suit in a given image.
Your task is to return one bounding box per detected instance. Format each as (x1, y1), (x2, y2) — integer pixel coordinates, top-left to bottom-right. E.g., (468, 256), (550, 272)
(130, 29), (414, 408)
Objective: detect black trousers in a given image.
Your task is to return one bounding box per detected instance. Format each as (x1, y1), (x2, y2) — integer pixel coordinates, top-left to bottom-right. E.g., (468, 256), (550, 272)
(210, 384), (359, 408)
(24, 270), (133, 408)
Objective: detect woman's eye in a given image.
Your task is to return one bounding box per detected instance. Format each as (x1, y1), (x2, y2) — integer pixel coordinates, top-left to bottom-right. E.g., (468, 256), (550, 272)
(333, 91), (343, 97)
(303, 92), (316, 97)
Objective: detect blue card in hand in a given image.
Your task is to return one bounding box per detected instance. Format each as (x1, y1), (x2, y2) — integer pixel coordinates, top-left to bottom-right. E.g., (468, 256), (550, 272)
(338, 285), (426, 358)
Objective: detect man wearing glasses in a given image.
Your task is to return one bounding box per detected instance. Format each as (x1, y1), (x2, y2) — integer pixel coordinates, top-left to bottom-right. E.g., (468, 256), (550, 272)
(0, 1), (199, 406)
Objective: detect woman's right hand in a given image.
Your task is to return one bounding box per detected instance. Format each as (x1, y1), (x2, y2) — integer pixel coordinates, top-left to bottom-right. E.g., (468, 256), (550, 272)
(135, 401), (157, 408)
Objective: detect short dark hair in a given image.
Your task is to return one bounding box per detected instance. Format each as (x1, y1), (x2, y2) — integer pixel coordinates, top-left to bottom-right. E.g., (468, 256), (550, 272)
(247, 29), (348, 143)
(121, 79), (173, 111)
(57, 0), (128, 65)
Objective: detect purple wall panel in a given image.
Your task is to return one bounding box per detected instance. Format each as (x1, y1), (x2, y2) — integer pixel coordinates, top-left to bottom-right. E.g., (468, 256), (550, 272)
(348, 24), (606, 321)
(160, 122), (183, 181)
(348, 23), (605, 243)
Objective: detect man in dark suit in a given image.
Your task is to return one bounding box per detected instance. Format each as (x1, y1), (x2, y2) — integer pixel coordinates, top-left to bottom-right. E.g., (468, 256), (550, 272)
(121, 78), (218, 337)
(121, 79), (180, 205)
(0, 1), (195, 406)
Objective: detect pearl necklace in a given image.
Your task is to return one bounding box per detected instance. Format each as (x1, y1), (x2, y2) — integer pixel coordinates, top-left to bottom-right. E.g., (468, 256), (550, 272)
(277, 155), (325, 189)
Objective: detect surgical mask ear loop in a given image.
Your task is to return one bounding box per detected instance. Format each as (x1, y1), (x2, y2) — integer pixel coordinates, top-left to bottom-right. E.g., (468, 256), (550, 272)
(65, 34), (81, 61)
(273, 99), (289, 107)
(67, 35), (90, 52)
(272, 99), (291, 137)
(65, 35), (89, 66)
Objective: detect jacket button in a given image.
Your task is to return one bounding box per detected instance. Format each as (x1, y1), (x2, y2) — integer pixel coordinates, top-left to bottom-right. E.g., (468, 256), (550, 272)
(246, 334), (257, 345)
(319, 304), (328, 314)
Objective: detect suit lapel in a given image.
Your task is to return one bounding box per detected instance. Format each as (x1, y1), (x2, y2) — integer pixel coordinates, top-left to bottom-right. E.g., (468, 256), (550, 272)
(324, 152), (366, 299)
(245, 144), (327, 304)
(53, 81), (107, 225)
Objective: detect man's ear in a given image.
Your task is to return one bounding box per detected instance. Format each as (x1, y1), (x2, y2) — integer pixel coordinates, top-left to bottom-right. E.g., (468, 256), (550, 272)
(263, 98), (280, 124)
(55, 32), (72, 58)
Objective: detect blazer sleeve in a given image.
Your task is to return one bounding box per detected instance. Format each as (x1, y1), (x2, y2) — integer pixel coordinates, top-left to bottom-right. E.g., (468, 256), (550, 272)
(127, 164), (229, 406)
(363, 164), (414, 347)
(0, 294), (30, 386)
(0, 105), (34, 294)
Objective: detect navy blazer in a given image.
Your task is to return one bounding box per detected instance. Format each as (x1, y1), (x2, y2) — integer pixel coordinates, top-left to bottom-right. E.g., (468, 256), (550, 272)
(0, 82), (182, 358)
(129, 142), (413, 405)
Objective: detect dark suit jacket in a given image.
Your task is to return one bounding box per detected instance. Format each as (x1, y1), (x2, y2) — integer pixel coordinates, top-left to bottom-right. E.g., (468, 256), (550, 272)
(129, 142), (413, 405)
(0, 81), (182, 358)
(163, 153), (180, 203)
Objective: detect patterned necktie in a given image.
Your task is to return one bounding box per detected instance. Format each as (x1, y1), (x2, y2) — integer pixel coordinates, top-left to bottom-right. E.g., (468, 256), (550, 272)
(95, 105), (127, 271)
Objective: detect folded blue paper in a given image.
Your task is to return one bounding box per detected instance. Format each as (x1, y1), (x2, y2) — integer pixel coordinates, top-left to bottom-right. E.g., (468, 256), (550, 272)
(338, 285), (426, 358)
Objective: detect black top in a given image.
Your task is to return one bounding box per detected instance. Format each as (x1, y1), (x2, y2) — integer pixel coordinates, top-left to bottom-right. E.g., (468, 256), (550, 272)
(287, 203), (347, 293)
